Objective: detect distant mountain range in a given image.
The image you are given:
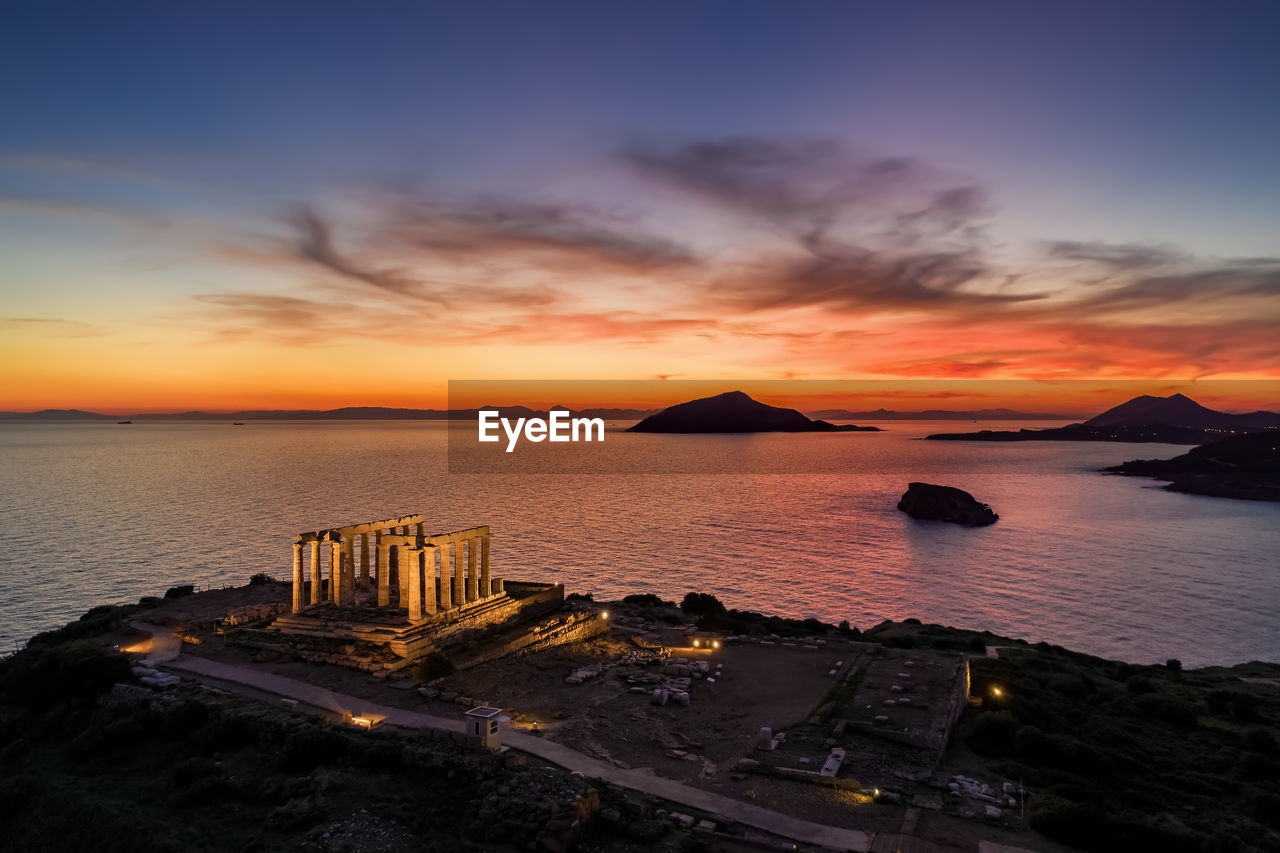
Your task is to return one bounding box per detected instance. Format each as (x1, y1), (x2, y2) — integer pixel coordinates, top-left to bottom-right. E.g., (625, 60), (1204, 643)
(4, 393), (1277, 435)
(0, 404), (1080, 420)
(807, 407), (1074, 420)
(0, 405), (660, 422)
(925, 393), (1280, 445)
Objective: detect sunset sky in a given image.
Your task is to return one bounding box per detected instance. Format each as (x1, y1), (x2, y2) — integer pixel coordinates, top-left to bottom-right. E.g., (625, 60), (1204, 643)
(2, 1), (1278, 412)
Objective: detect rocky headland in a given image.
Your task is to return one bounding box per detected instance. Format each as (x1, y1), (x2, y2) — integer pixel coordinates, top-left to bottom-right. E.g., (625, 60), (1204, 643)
(1104, 431), (1280, 502)
(627, 390), (881, 433)
(897, 482), (999, 526)
(4, 581), (1279, 853)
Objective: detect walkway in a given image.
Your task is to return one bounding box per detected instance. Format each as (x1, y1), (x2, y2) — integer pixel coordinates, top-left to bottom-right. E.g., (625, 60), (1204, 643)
(135, 626), (871, 851)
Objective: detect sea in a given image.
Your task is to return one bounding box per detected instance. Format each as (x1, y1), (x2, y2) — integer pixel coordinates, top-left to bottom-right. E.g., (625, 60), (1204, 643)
(1, 420), (1277, 667)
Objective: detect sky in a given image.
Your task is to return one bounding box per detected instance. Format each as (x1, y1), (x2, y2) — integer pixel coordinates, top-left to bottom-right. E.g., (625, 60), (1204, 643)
(2, 0), (1278, 412)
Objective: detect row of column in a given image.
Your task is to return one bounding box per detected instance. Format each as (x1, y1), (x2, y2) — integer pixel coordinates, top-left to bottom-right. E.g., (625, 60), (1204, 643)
(291, 530), (495, 617)
(379, 536), (496, 621)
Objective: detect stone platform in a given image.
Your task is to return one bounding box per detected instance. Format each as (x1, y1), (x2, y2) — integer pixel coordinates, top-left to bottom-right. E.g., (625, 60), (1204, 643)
(239, 581), (567, 671)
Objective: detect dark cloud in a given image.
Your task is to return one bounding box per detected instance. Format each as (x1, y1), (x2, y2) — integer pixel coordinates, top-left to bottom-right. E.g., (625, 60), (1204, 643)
(293, 208), (436, 301)
(389, 198), (695, 273)
(194, 292), (377, 345)
(196, 136), (1277, 380)
(1044, 240), (1189, 269)
(621, 137), (990, 255)
(1068, 263), (1280, 315)
(623, 137), (1023, 315)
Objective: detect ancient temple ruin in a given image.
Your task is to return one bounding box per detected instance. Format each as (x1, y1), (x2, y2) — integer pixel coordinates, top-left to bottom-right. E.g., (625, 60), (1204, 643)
(286, 513), (502, 618)
(256, 513), (586, 672)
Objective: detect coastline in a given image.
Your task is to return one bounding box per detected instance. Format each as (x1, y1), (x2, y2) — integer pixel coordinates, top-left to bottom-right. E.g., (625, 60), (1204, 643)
(5, 580), (1279, 853)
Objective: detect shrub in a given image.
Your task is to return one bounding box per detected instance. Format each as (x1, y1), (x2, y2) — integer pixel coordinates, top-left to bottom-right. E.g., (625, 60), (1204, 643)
(0, 644), (131, 710)
(196, 713), (256, 753)
(1252, 792), (1280, 828)
(411, 651), (454, 683)
(1235, 752), (1279, 781)
(1243, 728), (1278, 756)
(1126, 675), (1157, 694)
(357, 741), (404, 771)
(1027, 793), (1112, 847)
(621, 593), (666, 607)
(967, 710), (1021, 756)
(679, 593), (726, 616)
(171, 757), (220, 787)
(171, 774), (240, 807)
(1208, 690), (1261, 721)
(1231, 692), (1261, 722)
(25, 606), (138, 648)
(161, 699), (210, 735)
(1135, 693), (1201, 727)
(248, 572), (277, 585)
(277, 726), (349, 773)
(164, 584), (195, 599)
(1016, 726), (1070, 767)
(1165, 658), (1182, 672)
(1049, 674), (1088, 698)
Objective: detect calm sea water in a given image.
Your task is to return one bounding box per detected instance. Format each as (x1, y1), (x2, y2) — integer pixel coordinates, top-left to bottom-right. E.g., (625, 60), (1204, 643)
(1, 421), (1276, 666)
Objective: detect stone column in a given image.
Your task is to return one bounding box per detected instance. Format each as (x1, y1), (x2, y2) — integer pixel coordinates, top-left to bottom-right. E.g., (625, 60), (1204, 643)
(493, 577), (504, 594)
(439, 543), (453, 610)
(341, 537), (356, 602)
(292, 542), (304, 613)
(397, 546), (411, 607)
(466, 537), (479, 602)
(377, 542), (391, 606)
(480, 535), (491, 597)
(422, 544), (439, 616)
(453, 540), (465, 607)
(359, 533), (370, 587)
(416, 522), (424, 536)
(405, 548), (422, 621)
(310, 540), (321, 604)
(330, 540), (345, 604)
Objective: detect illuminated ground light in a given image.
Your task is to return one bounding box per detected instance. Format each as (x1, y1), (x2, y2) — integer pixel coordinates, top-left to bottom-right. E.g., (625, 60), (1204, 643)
(991, 686), (1003, 697)
(346, 712), (385, 730)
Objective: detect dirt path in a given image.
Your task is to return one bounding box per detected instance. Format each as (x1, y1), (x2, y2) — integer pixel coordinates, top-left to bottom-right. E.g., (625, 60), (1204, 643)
(147, 642), (873, 852)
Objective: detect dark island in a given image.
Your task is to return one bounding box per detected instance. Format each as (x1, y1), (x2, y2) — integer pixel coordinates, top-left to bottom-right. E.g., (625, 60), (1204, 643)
(1104, 431), (1280, 502)
(627, 390), (881, 434)
(897, 482), (999, 526)
(925, 393), (1280, 446)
